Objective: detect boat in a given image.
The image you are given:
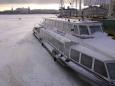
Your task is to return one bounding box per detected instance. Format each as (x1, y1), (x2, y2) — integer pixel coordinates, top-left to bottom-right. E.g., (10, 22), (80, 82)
(33, 17), (115, 86)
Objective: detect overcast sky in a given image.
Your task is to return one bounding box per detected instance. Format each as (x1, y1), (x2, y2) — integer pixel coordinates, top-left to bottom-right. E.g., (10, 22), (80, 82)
(0, 0), (81, 11)
(0, 0), (61, 11)
(0, 0), (59, 4)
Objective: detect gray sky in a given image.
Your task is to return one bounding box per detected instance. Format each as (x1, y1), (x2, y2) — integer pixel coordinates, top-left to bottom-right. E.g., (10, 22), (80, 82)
(0, 0), (59, 4)
(0, 0), (79, 11)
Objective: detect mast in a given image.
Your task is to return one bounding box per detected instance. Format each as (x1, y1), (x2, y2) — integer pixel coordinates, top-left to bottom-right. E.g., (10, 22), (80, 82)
(59, 0), (64, 17)
(108, 0), (112, 17)
(76, 0), (78, 16)
(79, 0), (82, 17)
(60, 0), (64, 8)
(79, 0), (82, 11)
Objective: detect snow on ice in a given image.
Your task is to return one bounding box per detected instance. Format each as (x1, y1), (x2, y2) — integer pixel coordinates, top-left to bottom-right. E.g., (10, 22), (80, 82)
(0, 14), (90, 86)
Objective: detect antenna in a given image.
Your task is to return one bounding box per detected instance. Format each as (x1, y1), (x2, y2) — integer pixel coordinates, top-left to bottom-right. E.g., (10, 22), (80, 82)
(79, 0), (82, 10)
(76, 0), (77, 9)
(60, 0), (64, 8)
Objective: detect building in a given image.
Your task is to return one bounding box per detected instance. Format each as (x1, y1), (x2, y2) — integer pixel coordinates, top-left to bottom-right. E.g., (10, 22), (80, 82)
(15, 7), (30, 14)
(83, 6), (108, 18)
(111, 0), (115, 15)
(58, 7), (78, 18)
(101, 0), (115, 16)
(84, 0), (115, 16)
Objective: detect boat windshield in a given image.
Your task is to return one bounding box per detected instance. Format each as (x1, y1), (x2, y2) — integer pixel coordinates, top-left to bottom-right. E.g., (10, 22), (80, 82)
(79, 25), (89, 35)
(106, 63), (115, 80)
(89, 26), (102, 34)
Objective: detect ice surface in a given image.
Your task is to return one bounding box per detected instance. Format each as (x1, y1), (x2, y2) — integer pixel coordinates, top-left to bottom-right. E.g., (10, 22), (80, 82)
(0, 14), (90, 86)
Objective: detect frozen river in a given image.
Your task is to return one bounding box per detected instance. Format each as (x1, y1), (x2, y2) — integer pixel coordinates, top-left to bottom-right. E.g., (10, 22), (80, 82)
(0, 14), (91, 86)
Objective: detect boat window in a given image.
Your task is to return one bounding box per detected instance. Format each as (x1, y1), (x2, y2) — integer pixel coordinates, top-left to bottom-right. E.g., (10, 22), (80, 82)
(64, 22), (68, 30)
(49, 37), (64, 52)
(68, 23), (73, 32)
(45, 32), (49, 41)
(55, 21), (58, 28)
(106, 63), (115, 80)
(54, 21), (57, 27)
(94, 59), (107, 77)
(37, 28), (40, 33)
(52, 20), (54, 25)
(70, 49), (80, 62)
(89, 26), (102, 34)
(81, 54), (93, 69)
(79, 25), (89, 35)
(74, 25), (79, 34)
(45, 20), (47, 25)
(47, 20), (49, 25)
(59, 21), (62, 27)
(49, 20), (51, 25)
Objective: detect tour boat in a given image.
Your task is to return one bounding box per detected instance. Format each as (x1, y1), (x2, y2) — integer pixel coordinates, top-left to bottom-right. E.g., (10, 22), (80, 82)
(33, 17), (115, 86)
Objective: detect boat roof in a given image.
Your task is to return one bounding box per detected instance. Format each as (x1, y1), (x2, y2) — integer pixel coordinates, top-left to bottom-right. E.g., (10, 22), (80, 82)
(72, 44), (111, 61)
(71, 33), (115, 62)
(44, 18), (115, 62)
(72, 44), (115, 62)
(45, 17), (102, 25)
(45, 29), (72, 44)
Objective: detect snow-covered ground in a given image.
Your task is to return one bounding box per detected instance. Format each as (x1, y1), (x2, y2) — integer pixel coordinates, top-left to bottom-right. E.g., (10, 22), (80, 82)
(0, 14), (90, 86)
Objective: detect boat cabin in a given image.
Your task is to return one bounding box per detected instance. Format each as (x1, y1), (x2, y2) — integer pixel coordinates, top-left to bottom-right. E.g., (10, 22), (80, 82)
(42, 18), (103, 38)
(69, 44), (115, 85)
(33, 17), (115, 86)
(39, 28), (76, 57)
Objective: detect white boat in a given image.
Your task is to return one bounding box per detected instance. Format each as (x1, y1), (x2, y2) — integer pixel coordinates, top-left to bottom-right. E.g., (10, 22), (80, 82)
(33, 17), (115, 86)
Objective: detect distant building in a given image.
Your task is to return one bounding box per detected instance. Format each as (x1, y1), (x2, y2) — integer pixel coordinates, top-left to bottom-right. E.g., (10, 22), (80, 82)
(59, 7), (78, 18)
(101, 0), (115, 16)
(83, 6), (108, 18)
(30, 9), (58, 14)
(113, 2), (115, 15)
(0, 8), (58, 14)
(84, 0), (115, 16)
(15, 7), (30, 14)
(111, 0), (115, 15)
